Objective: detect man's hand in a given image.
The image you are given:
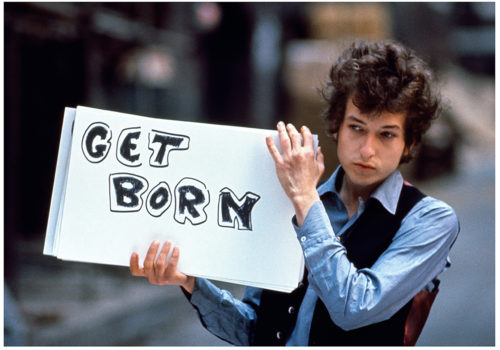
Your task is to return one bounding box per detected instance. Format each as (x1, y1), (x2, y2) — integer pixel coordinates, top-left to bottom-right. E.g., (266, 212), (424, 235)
(130, 241), (195, 294)
(266, 122), (325, 227)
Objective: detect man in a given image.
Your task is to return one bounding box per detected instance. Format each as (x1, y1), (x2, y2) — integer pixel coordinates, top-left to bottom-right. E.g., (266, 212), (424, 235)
(130, 40), (459, 345)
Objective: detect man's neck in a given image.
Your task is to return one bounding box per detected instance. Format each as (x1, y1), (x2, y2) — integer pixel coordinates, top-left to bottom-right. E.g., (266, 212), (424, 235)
(339, 174), (379, 219)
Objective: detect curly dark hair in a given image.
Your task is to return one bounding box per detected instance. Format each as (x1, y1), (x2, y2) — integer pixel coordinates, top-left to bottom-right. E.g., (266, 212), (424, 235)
(322, 40), (441, 163)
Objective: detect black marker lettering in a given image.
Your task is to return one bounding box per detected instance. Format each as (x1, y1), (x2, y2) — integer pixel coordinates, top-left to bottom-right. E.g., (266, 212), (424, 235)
(109, 173), (148, 212)
(218, 188), (260, 230)
(146, 181), (172, 217)
(174, 178), (210, 225)
(117, 127), (142, 167)
(149, 130), (190, 167)
(82, 122), (112, 163)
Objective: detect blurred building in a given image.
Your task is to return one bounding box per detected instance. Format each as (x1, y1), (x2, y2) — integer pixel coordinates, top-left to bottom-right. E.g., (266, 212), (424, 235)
(4, 5), (188, 296)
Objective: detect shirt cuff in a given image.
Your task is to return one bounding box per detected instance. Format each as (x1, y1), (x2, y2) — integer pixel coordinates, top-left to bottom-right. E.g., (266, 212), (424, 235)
(292, 200), (341, 250)
(189, 277), (224, 315)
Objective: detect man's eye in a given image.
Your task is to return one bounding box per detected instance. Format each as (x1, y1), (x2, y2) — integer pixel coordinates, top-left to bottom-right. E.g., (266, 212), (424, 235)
(349, 125), (362, 132)
(381, 132), (395, 139)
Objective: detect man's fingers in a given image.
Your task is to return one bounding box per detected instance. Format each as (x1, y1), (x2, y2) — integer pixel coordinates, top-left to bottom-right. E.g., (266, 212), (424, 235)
(316, 146), (324, 161)
(316, 146), (326, 175)
(287, 123), (302, 151)
(144, 241), (160, 270)
(144, 241), (160, 283)
(129, 241), (185, 286)
(277, 121), (291, 155)
(155, 241), (171, 276)
(130, 252), (145, 277)
(165, 246), (180, 279)
(266, 136), (282, 164)
(301, 125), (314, 149)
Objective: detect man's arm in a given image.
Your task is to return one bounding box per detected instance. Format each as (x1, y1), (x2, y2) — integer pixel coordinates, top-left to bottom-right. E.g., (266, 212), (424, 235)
(296, 197), (459, 330)
(188, 278), (260, 345)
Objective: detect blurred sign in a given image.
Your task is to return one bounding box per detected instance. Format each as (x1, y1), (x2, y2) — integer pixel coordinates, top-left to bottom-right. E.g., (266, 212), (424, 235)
(44, 106), (316, 292)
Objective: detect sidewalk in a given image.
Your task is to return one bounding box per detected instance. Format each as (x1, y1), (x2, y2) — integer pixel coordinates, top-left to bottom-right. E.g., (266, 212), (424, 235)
(8, 245), (240, 346)
(413, 145), (495, 346)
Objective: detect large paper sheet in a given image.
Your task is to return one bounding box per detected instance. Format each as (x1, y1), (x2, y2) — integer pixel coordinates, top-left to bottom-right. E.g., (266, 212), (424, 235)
(45, 106), (317, 292)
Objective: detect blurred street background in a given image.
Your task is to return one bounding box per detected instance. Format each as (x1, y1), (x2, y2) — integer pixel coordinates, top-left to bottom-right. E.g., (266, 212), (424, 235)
(4, 2), (495, 346)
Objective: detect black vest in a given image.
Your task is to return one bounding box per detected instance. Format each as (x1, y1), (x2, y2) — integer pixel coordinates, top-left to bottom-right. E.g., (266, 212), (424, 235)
(253, 184), (425, 346)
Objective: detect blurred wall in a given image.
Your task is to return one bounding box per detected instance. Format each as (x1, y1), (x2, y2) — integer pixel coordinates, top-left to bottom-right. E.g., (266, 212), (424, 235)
(4, 0), (495, 277)
(4, 0), (494, 278)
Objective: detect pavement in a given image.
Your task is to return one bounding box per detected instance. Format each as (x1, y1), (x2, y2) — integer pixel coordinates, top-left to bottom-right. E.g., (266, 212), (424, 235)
(412, 145), (495, 346)
(6, 249), (238, 346)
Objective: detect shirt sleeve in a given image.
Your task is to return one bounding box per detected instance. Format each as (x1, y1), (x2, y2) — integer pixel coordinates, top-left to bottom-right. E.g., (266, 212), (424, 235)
(187, 277), (261, 345)
(294, 196), (459, 331)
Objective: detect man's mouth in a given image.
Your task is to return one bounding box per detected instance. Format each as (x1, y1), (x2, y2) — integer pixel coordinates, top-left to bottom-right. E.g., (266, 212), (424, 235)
(354, 162), (376, 171)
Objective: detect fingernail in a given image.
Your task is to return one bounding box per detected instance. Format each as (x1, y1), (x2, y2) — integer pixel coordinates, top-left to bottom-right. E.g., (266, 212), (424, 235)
(277, 121), (285, 129)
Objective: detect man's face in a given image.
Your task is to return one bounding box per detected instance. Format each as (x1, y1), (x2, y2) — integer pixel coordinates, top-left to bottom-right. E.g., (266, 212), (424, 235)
(335, 99), (409, 192)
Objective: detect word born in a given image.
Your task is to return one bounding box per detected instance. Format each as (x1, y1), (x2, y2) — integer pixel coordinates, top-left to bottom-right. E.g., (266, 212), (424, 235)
(110, 173), (261, 230)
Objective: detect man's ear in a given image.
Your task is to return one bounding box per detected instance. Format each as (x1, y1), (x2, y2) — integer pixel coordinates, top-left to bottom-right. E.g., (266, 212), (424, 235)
(404, 142), (415, 157)
(401, 142), (415, 162)
(332, 132), (338, 142)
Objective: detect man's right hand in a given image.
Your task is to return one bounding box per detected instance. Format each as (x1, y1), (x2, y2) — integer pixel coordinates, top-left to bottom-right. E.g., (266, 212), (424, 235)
(265, 122), (325, 227)
(130, 241), (195, 294)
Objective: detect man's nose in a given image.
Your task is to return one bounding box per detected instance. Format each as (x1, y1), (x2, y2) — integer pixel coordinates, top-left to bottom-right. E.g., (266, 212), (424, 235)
(360, 134), (376, 160)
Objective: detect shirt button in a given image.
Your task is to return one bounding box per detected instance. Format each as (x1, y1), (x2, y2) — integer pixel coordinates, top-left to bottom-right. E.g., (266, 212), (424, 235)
(276, 331), (283, 340)
(288, 306), (295, 314)
(300, 236), (307, 242)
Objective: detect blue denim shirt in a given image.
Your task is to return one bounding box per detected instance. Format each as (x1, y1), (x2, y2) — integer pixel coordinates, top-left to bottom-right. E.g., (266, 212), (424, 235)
(188, 167), (460, 345)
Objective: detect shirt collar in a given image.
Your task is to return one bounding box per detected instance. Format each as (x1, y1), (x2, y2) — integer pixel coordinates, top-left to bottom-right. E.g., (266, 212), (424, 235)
(317, 166), (404, 215)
